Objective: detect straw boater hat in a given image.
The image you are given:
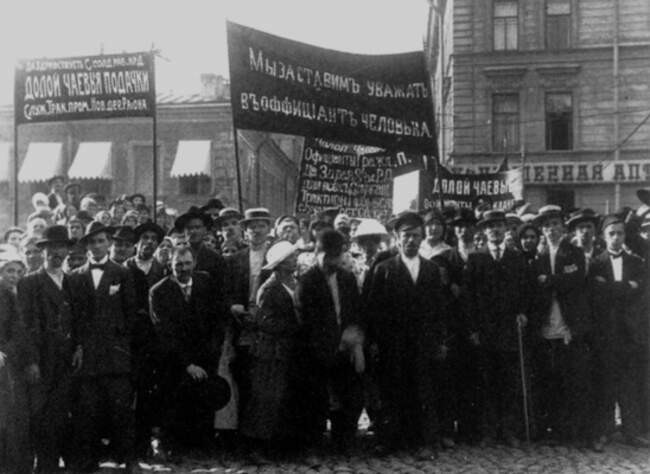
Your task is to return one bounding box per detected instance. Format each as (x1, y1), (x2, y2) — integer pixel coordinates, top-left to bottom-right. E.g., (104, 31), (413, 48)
(533, 205), (564, 226)
(262, 240), (297, 271)
(477, 209), (507, 228)
(565, 208), (600, 230)
(240, 208), (273, 226)
(36, 225), (73, 248)
(0, 244), (26, 270)
(215, 207), (243, 226)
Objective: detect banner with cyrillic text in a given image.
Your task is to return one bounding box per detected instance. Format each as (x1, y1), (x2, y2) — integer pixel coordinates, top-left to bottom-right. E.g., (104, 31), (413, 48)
(227, 22), (437, 154)
(15, 52), (155, 124)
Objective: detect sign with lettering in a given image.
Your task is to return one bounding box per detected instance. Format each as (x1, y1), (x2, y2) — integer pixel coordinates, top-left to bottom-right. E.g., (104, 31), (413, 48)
(227, 22), (437, 153)
(522, 160), (650, 184)
(296, 138), (397, 220)
(15, 52), (155, 124)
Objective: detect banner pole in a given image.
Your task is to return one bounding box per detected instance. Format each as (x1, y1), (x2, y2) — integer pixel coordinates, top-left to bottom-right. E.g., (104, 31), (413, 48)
(232, 127), (244, 212)
(13, 123), (19, 225)
(152, 113), (158, 221)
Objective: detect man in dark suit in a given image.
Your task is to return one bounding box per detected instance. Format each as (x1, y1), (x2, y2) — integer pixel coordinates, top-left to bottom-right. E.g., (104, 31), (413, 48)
(590, 215), (649, 447)
(463, 210), (530, 448)
(295, 229), (364, 451)
(364, 212), (448, 458)
(47, 175), (65, 210)
(68, 222), (139, 473)
(150, 246), (229, 451)
(17, 225), (80, 472)
(531, 205), (596, 449)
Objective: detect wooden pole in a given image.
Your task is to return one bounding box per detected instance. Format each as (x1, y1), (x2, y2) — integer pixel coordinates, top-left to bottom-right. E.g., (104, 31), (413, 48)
(232, 128), (244, 212)
(13, 123), (19, 225)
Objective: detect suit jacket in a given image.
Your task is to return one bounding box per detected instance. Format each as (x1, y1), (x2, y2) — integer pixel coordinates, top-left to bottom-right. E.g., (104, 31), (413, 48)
(16, 269), (76, 383)
(68, 260), (137, 377)
(589, 250), (646, 351)
(149, 272), (225, 378)
(531, 238), (591, 337)
(463, 246), (530, 351)
(225, 247), (270, 309)
(0, 286), (30, 374)
(192, 244), (227, 291)
(295, 265), (361, 368)
(124, 257), (166, 315)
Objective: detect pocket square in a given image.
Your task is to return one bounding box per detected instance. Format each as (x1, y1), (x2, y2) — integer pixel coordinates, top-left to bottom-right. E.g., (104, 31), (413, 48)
(563, 264), (578, 274)
(109, 284), (121, 295)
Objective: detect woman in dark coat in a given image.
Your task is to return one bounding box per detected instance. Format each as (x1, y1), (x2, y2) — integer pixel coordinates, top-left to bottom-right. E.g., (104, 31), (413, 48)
(240, 240), (302, 453)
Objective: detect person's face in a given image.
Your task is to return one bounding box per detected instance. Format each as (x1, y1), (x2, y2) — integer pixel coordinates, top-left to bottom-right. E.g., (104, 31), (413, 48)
(137, 230), (159, 260)
(276, 252), (298, 275)
(137, 211), (150, 225)
(123, 200), (134, 211)
(397, 226), (424, 258)
(205, 208), (220, 221)
(350, 221), (360, 238)
(0, 262), (25, 288)
(504, 230), (517, 248)
(454, 224), (474, 244)
(66, 187), (80, 203)
(245, 220), (270, 247)
(170, 231), (189, 248)
(6, 231), (23, 249)
(483, 220), (506, 244)
(23, 243), (43, 270)
(123, 216), (138, 229)
(603, 223), (625, 252)
(110, 205), (125, 222)
(68, 222), (84, 239)
(132, 196), (145, 207)
(87, 232), (111, 260)
(155, 239), (173, 263)
(220, 217), (242, 242)
(97, 211), (112, 226)
(84, 201), (98, 217)
(641, 227), (650, 241)
(43, 242), (69, 269)
(473, 231), (486, 249)
(541, 217), (564, 245)
(520, 229), (539, 253)
(65, 252), (87, 271)
(51, 178), (64, 193)
(111, 239), (134, 263)
(575, 221), (596, 246)
(202, 233), (218, 251)
(425, 220), (445, 242)
(29, 220), (46, 237)
(185, 218), (207, 245)
(172, 252), (195, 283)
(357, 236), (381, 256)
(278, 221), (300, 244)
(321, 252), (343, 274)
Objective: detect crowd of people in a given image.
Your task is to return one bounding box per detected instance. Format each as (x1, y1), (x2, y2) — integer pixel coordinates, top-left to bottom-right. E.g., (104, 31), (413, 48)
(1, 174), (650, 473)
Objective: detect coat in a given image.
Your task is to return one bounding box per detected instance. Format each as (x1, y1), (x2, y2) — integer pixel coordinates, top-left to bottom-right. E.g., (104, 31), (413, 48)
(68, 260), (137, 377)
(531, 238), (592, 338)
(192, 244), (228, 290)
(16, 269), (76, 384)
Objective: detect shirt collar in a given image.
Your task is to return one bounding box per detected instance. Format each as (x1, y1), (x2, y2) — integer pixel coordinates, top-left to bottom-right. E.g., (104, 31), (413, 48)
(487, 241), (506, 253)
(401, 253), (420, 266)
(175, 277), (193, 288)
(90, 255), (109, 265)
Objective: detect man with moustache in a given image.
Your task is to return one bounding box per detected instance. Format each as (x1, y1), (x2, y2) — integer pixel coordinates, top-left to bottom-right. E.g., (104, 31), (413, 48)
(216, 208), (247, 256)
(17, 225), (80, 472)
(365, 212), (449, 458)
(67, 221), (138, 473)
(110, 226), (136, 265)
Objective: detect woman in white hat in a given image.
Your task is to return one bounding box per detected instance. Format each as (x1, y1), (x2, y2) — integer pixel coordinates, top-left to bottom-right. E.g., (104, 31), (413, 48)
(351, 219), (389, 290)
(240, 241), (303, 456)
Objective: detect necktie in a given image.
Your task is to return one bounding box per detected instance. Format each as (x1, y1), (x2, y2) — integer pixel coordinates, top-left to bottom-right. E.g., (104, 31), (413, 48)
(494, 247), (501, 261)
(181, 285), (191, 302)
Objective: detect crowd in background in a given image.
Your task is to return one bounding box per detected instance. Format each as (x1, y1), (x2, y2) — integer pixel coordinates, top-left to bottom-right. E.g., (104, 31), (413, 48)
(1, 174), (650, 473)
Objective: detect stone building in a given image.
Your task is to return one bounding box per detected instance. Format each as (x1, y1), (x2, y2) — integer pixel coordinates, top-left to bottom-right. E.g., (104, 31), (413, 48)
(0, 74), (302, 229)
(426, 0), (650, 211)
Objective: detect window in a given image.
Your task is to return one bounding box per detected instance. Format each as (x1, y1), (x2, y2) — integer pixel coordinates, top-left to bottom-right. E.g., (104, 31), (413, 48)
(492, 94), (519, 151)
(546, 93), (573, 150)
(494, 1), (518, 51)
(546, 0), (571, 50)
(179, 175), (211, 195)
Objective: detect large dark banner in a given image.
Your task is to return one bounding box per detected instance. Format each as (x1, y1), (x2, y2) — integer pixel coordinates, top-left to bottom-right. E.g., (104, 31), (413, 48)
(296, 138), (395, 220)
(15, 52), (155, 124)
(227, 22), (436, 154)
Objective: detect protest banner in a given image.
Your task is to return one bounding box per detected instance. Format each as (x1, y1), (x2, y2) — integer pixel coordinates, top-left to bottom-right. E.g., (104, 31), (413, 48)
(296, 138), (395, 220)
(227, 22), (436, 154)
(15, 51), (156, 124)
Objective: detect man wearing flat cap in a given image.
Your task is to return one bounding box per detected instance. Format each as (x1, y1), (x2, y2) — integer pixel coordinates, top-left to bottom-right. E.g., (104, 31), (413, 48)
(365, 211), (449, 458)
(216, 207), (247, 256)
(530, 205), (596, 450)
(16, 225), (79, 472)
(567, 208), (603, 273)
(463, 209), (531, 448)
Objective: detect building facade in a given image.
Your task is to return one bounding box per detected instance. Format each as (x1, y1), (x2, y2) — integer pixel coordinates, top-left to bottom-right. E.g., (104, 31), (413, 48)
(426, 0), (650, 212)
(0, 75), (302, 230)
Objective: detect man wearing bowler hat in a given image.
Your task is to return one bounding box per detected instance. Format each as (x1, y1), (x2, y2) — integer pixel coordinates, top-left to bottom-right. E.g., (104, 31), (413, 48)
(110, 226), (136, 265)
(364, 212), (449, 458)
(463, 209), (530, 448)
(150, 246), (230, 452)
(67, 221), (139, 472)
(16, 225), (79, 472)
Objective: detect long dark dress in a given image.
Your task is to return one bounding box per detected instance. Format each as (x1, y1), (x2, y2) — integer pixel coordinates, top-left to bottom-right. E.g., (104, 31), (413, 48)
(240, 274), (301, 441)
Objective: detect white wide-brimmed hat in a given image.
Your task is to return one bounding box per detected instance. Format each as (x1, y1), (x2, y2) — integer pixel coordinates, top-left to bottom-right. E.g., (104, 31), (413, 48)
(262, 240), (297, 271)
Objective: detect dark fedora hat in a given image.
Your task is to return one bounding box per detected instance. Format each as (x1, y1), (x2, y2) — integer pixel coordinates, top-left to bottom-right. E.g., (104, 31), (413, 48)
(174, 206), (212, 230)
(79, 221), (114, 244)
(199, 198), (225, 213)
(450, 207), (477, 226)
(215, 207), (243, 225)
(111, 226), (136, 244)
(637, 188), (650, 206)
(240, 207), (273, 226)
(316, 229), (346, 257)
(36, 225), (73, 248)
(566, 208), (600, 230)
(478, 209), (507, 227)
(389, 211), (424, 232)
(134, 222), (165, 242)
(532, 204), (564, 226)
(317, 207), (340, 223)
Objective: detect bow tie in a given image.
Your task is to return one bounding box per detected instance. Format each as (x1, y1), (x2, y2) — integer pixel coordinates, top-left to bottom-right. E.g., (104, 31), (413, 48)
(609, 252), (623, 259)
(89, 263), (106, 271)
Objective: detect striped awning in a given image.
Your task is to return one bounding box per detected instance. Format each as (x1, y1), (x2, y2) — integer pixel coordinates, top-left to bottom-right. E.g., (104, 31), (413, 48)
(68, 142), (113, 179)
(18, 142), (63, 183)
(170, 140), (212, 177)
(0, 142), (11, 182)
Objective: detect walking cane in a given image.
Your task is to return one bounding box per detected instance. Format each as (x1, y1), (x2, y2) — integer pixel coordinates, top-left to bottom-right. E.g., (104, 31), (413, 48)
(517, 317), (531, 444)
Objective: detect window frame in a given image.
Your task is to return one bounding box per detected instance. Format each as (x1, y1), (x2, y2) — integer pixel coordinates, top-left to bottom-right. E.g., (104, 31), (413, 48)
(492, 93), (520, 152)
(545, 0), (572, 50)
(545, 91), (574, 151)
(493, 0), (519, 51)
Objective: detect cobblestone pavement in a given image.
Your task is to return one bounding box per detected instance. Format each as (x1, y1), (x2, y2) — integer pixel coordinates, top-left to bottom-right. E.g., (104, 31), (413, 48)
(96, 442), (650, 474)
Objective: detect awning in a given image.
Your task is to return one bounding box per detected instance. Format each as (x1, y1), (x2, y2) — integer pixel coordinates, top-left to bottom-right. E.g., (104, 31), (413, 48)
(68, 142), (113, 179)
(0, 143), (11, 182)
(170, 140), (212, 177)
(18, 142), (64, 183)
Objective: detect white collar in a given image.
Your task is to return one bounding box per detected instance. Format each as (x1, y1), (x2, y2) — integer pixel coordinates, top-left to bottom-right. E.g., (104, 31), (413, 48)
(175, 277), (193, 289)
(90, 255), (109, 265)
(487, 241), (506, 253)
(401, 253), (420, 266)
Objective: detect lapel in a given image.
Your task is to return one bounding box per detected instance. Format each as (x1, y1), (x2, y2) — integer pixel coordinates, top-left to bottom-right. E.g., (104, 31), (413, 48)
(95, 262), (114, 296)
(392, 255), (418, 287)
(37, 268), (67, 309)
(537, 247), (552, 275)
